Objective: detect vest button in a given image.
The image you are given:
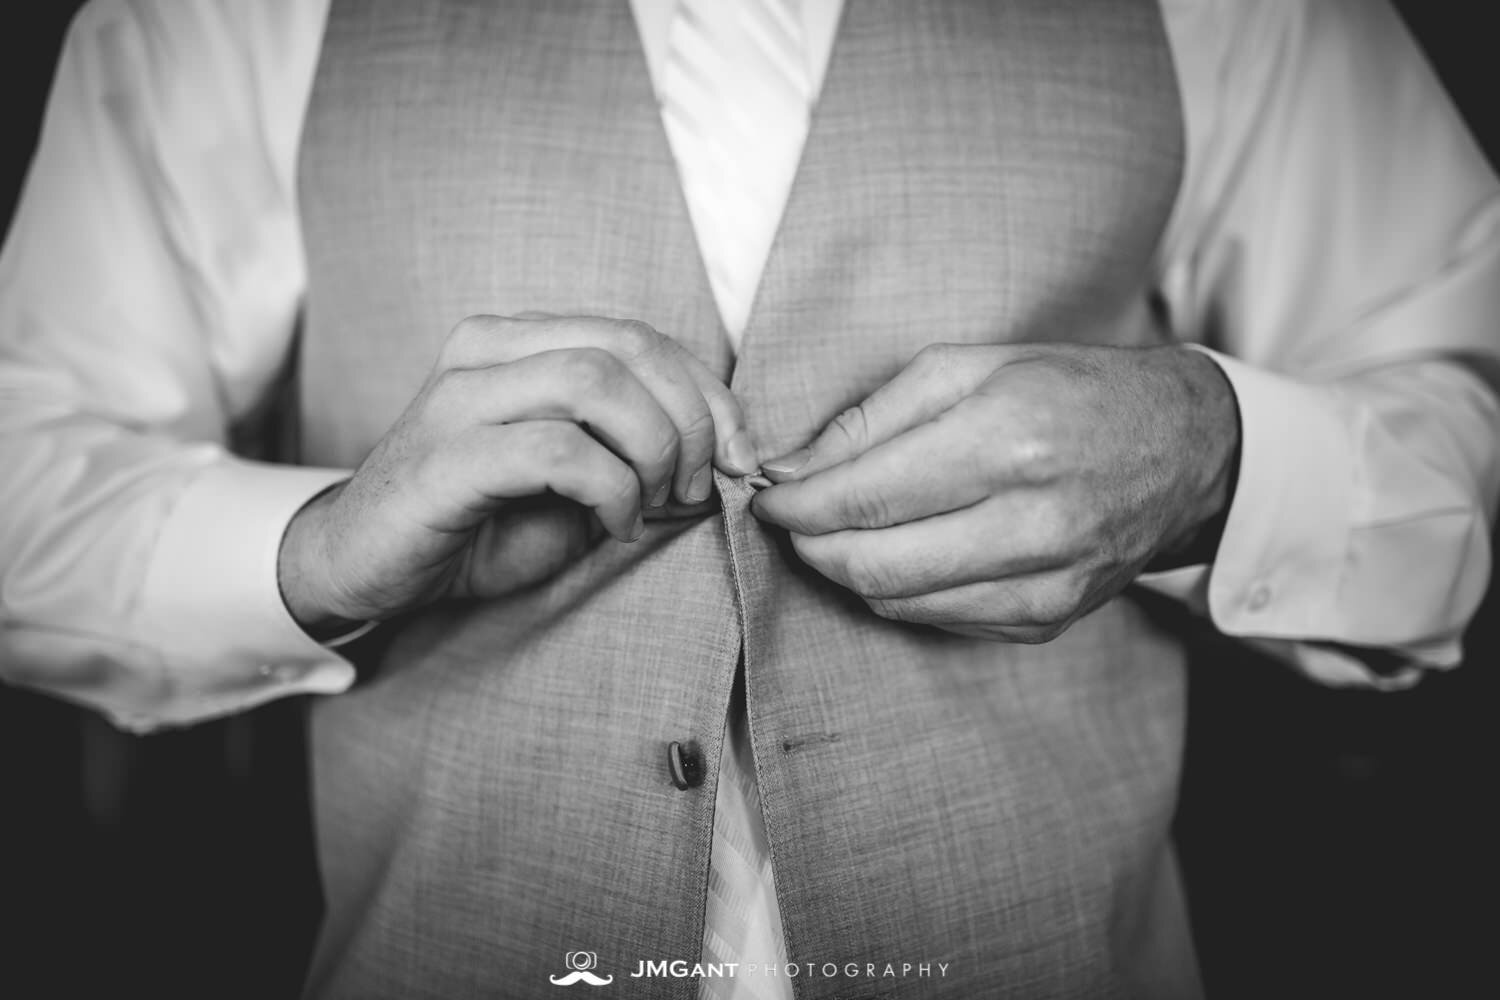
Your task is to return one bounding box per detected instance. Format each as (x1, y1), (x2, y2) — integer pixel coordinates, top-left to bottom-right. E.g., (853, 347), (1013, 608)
(667, 740), (703, 790)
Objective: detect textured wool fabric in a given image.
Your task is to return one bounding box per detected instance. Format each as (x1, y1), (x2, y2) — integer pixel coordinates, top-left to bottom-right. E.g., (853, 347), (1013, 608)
(295, 1), (1192, 997)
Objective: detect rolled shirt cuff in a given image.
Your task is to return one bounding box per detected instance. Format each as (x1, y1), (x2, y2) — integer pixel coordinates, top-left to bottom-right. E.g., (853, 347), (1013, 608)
(126, 457), (357, 729)
(1137, 346), (1436, 688)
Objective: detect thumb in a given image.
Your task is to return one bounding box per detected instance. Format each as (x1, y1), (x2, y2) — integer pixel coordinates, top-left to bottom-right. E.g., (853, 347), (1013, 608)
(760, 343), (994, 483)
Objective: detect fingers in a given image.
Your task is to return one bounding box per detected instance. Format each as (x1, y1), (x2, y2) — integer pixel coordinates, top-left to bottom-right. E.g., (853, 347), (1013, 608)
(430, 350), (681, 508)
(431, 420), (645, 542)
(439, 315), (755, 502)
(784, 497), (1076, 599)
(677, 358), (758, 483)
(760, 343), (998, 483)
(614, 331), (721, 503)
(789, 527), (1092, 643)
(780, 494), (1126, 643)
(455, 499), (598, 599)
(752, 405), (997, 535)
(863, 578), (1082, 644)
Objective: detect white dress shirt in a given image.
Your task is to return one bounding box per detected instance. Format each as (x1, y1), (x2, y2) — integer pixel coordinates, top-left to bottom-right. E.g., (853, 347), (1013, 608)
(1, 0), (1498, 742)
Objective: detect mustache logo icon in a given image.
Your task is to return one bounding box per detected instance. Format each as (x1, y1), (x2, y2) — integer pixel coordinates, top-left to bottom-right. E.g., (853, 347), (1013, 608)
(549, 970), (615, 986)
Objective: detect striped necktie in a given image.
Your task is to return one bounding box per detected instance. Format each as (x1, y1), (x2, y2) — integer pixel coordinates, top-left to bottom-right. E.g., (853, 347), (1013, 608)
(660, 0), (813, 347)
(658, 2), (809, 998)
(700, 693), (788, 1000)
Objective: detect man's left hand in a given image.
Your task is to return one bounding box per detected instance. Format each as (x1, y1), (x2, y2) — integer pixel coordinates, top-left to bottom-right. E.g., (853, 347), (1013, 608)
(750, 343), (1240, 642)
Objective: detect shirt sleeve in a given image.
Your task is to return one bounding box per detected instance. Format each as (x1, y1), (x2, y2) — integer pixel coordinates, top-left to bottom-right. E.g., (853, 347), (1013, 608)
(0, 0), (351, 731)
(1143, 0), (1500, 686)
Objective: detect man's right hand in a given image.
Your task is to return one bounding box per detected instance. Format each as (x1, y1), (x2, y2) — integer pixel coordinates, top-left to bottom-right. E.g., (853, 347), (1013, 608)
(277, 314), (757, 633)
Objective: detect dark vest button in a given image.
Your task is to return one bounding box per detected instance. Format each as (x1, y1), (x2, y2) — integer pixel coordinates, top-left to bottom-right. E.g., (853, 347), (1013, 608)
(667, 740), (703, 790)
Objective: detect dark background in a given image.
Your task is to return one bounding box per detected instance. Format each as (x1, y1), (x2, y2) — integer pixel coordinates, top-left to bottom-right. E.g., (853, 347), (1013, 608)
(1, 4), (1495, 998)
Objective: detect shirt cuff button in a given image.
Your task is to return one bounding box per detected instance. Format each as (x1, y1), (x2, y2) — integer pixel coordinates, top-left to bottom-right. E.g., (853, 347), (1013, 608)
(1247, 583), (1272, 612)
(258, 663), (303, 683)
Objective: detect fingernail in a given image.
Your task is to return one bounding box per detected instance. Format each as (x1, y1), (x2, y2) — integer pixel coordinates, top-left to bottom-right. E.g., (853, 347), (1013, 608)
(761, 447), (813, 480)
(725, 430), (759, 475)
(686, 466), (713, 503)
(627, 512), (645, 542)
(649, 481), (670, 508)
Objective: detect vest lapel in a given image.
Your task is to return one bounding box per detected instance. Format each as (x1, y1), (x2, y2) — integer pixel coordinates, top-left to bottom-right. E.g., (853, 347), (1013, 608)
(298, 0), (731, 465)
(732, 0), (1182, 456)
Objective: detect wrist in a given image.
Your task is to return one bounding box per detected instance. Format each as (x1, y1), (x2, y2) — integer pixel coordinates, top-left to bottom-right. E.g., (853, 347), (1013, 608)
(277, 481), (363, 638)
(1150, 346), (1242, 569)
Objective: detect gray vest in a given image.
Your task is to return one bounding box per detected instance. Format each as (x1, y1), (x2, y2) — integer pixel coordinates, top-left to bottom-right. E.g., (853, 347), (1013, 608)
(297, 2), (1190, 997)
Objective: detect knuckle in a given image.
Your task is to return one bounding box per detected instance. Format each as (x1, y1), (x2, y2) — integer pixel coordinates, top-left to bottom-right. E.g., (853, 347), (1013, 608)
(1027, 569), (1092, 627)
(533, 423), (584, 467)
(421, 367), (475, 419)
(1058, 568), (1093, 610)
(450, 314), (490, 339)
(1007, 576), (1075, 627)
(828, 404), (871, 449)
(645, 422), (681, 461)
(911, 342), (957, 373)
(614, 319), (662, 358)
(563, 347), (623, 395)
(1007, 431), (1060, 484)
(642, 426), (680, 473)
(835, 486), (891, 528)
(1032, 622), (1069, 643)
(866, 597), (911, 623)
(1030, 586), (1077, 626)
(427, 365), (466, 395)
(675, 405), (716, 452)
(442, 314), (494, 360)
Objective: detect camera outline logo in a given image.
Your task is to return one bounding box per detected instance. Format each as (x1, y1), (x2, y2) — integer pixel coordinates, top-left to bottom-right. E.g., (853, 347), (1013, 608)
(549, 950), (614, 987)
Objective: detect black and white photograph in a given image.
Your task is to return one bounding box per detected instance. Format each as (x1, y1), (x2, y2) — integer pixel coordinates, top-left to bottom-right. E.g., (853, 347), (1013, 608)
(1, 2), (1496, 998)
